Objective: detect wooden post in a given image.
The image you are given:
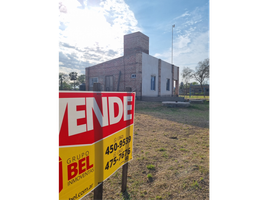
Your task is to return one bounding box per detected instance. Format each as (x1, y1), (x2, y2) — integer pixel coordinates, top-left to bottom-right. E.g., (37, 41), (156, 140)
(93, 82), (103, 200)
(94, 183), (103, 200)
(121, 163), (128, 193)
(122, 86), (131, 193)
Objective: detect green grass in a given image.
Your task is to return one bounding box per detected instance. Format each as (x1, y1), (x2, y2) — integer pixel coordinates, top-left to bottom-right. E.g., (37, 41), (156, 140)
(137, 156), (146, 161)
(158, 148), (166, 151)
(135, 101), (209, 128)
(179, 148), (189, 152)
(147, 164), (156, 170)
(179, 95), (209, 100)
(191, 181), (200, 189)
(162, 152), (168, 158)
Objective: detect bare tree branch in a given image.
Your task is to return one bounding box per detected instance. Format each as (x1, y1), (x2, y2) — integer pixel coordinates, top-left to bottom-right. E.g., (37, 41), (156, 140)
(182, 67), (194, 96)
(192, 58), (209, 97)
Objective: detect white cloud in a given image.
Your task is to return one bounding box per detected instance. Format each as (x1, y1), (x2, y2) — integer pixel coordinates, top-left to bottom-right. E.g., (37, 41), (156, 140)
(59, 0), (141, 75)
(174, 11), (190, 20)
(154, 31), (209, 84)
(177, 35), (191, 48)
(154, 4), (209, 83)
(154, 30), (209, 70)
(175, 31), (209, 67)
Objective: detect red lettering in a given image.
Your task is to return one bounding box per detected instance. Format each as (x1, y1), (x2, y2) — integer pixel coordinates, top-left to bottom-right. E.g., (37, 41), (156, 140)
(78, 157), (86, 174)
(86, 156), (93, 170)
(68, 162), (78, 180)
(67, 156), (94, 180)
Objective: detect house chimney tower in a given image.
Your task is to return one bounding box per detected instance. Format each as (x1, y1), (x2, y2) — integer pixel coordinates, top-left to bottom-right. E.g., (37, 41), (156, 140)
(124, 32), (149, 55)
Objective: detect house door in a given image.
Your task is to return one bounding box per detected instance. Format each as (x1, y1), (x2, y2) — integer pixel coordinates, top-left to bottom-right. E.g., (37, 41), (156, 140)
(105, 75), (113, 91)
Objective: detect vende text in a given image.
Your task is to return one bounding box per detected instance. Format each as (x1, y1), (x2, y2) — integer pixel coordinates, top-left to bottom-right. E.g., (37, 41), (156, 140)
(59, 96), (133, 137)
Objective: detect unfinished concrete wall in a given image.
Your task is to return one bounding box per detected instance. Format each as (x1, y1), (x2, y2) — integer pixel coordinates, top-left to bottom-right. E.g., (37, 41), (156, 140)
(173, 66), (178, 80)
(141, 53), (158, 97)
(85, 56), (124, 91)
(160, 60), (172, 96)
(85, 31), (179, 99)
(122, 52), (142, 98)
(124, 32), (149, 55)
(85, 53), (143, 98)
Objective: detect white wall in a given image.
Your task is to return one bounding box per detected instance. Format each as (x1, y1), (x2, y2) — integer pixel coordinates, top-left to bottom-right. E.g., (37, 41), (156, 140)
(160, 60), (172, 96)
(142, 53), (159, 96)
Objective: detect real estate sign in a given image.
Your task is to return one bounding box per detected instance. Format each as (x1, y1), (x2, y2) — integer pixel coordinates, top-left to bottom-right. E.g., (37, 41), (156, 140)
(59, 91), (135, 200)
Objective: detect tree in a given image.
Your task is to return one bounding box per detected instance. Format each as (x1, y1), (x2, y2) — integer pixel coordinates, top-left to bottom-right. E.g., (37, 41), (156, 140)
(69, 72), (78, 90)
(77, 74), (85, 85)
(60, 81), (72, 90)
(191, 82), (198, 85)
(59, 72), (69, 90)
(192, 58), (209, 97)
(182, 67), (193, 96)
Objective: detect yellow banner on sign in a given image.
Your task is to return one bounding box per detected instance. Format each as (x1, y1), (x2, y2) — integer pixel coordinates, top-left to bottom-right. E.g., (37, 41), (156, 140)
(59, 125), (134, 200)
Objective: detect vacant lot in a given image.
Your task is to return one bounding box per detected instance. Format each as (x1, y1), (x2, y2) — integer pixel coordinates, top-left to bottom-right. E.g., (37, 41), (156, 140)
(84, 101), (209, 200)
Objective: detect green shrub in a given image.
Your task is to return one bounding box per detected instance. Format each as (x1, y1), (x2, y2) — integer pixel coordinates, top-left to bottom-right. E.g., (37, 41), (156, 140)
(147, 164), (155, 170)
(147, 173), (152, 178)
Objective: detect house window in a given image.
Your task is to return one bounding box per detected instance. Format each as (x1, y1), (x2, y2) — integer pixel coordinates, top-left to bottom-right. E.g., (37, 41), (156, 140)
(89, 77), (98, 87)
(151, 75), (156, 90)
(131, 74), (136, 78)
(166, 78), (170, 91)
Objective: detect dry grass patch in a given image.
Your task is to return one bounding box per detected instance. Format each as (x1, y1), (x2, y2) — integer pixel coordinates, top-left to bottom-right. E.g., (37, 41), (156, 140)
(83, 101), (209, 200)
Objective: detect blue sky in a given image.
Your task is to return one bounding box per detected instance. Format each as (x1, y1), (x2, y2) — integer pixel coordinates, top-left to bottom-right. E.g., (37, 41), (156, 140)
(59, 0), (209, 81)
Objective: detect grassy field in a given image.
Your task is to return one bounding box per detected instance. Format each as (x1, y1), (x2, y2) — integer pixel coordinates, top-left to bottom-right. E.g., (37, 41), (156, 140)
(84, 101), (209, 200)
(179, 95), (209, 100)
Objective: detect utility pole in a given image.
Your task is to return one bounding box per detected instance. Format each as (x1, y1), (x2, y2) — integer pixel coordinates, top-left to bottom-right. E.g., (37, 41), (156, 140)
(172, 24), (175, 64)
